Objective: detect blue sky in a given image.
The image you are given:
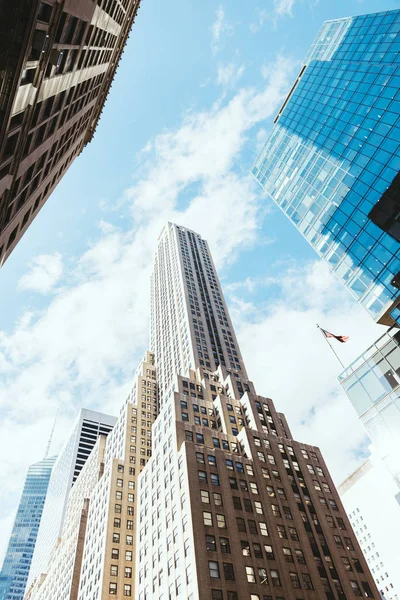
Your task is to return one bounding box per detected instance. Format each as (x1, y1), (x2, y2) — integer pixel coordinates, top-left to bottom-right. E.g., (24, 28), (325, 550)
(0, 0), (397, 561)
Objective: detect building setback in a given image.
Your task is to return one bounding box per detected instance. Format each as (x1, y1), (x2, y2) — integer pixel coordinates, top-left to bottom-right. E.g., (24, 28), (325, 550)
(0, 0), (140, 265)
(0, 457), (56, 600)
(25, 224), (378, 600)
(27, 409), (116, 589)
(252, 9), (400, 326)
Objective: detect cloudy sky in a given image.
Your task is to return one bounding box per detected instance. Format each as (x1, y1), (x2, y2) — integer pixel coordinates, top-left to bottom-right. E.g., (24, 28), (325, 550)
(0, 0), (396, 562)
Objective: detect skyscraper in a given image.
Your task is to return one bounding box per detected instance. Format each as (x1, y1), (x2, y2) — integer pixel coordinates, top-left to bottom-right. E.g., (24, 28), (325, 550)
(0, 0), (141, 265)
(0, 456), (56, 600)
(27, 409), (116, 588)
(252, 9), (400, 326)
(26, 224), (377, 600)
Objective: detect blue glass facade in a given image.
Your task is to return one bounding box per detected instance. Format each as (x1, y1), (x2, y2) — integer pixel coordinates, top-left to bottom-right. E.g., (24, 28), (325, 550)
(0, 457), (55, 600)
(252, 9), (400, 324)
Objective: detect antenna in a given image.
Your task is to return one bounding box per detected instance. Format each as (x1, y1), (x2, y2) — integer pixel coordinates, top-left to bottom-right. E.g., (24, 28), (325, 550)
(44, 409), (59, 459)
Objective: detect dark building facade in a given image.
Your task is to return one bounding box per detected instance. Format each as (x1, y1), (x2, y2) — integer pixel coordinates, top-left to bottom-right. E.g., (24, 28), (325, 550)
(0, 0), (140, 265)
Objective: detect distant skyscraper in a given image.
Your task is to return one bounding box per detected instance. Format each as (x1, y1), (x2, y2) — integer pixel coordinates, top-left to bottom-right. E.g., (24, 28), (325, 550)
(0, 456), (56, 600)
(27, 409), (116, 588)
(252, 9), (400, 326)
(26, 224), (377, 600)
(0, 0), (141, 265)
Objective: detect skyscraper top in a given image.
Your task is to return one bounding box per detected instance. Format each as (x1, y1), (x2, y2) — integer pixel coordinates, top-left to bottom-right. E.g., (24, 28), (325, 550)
(151, 223), (248, 403)
(253, 9), (400, 326)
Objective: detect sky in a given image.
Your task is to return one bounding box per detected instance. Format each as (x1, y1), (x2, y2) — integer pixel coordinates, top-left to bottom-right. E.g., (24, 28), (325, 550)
(0, 0), (397, 563)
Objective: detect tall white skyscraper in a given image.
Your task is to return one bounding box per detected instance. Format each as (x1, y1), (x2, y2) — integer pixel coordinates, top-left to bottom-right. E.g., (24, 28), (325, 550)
(27, 409), (116, 588)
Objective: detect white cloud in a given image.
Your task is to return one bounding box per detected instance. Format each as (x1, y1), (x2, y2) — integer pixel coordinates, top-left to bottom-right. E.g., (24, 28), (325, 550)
(273, 0), (297, 18)
(211, 5), (233, 55)
(0, 54), (296, 562)
(18, 253), (63, 295)
(217, 63), (245, 89)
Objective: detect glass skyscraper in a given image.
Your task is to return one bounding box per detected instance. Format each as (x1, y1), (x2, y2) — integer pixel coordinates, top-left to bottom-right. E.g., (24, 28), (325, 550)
(0, 457), (55, 600)
(252, 9), (400, 326)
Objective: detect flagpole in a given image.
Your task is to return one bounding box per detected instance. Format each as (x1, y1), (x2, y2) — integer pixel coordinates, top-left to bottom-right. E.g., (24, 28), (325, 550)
(316, 324), (345, 369)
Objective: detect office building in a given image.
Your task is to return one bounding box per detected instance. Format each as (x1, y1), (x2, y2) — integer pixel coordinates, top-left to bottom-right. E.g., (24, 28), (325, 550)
(252, 9), (400, 326)
(27, 409), (116, 587)
(26, 224), (377, 600)
(0, 457), (56, 600)
(0, 0), (141, 265)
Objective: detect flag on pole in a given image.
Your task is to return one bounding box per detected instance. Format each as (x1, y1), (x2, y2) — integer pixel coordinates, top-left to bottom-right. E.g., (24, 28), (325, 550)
(320, 328), (349, 343)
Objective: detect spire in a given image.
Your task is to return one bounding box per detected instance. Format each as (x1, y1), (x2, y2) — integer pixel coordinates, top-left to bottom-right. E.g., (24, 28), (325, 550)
(44, 409), (59, 459)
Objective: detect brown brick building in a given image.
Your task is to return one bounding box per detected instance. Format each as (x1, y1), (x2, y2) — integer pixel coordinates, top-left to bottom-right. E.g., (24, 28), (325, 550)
(0, 0), (140, 265)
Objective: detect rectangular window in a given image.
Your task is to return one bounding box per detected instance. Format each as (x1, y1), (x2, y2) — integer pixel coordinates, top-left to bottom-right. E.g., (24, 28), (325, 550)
(216, 514), (226, 528)
(206, 534), (217, 551)
(203, 512), (213, 526)
(209, 561), (220, 579)
(223, 563), (235, 581)
(201, 490), (210, 503)
(211, 473), (220, 486)
(219, 537), (230, 553)
(246, 566), (256, 583)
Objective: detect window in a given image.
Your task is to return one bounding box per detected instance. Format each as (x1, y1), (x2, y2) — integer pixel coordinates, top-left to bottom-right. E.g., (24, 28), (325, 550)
(209, 561), (220, 579)
(295, 549), (305, 564)
(110, 565), (118, 576)
(111, 548), (119, 559)
(213, 492), (223, 506)
(248, 520), (257, 535)
(361, 582), (374, 598)
(302, 573), (313, 589)
(258, 522), (268, 537)
(220, 537), (230, 553)
(112, 533), (120, 543)
(241, 540), (251, 556)
(124, 584), (131, 596)
(283, 548), (294, 562)
(216, 514), (226, 528)
(326, 515), (336, 528)
(229, 477), (238, 489)
(277, 525), (287, 539)
(342, 557), (352, 571)
(185, 430), (193, 441)
(264, 544), (274, 560)
(237, 517), (246, 532)
(337, 517), (346, 530)
(198, 471), (207, 483)
(270, 570), (281, 586)
(244, 499), (253, 513)
(211, 591), (223, 600)
(206, 535), (216, 551)
(258, 568), (268, 584)
(116, 478), (123, 487)
(125, 550), (132, 561)
(246, 566), (256, 583)
(344, 537), (355, 551)
(208, 455), (217, 467)
(223, 563), (235, 580)
(125, 567), (132, 578)
(334, 535), (344, 549)
(203, 511), (213, 526)
(196, 452), (205, 463)
(226, 459), (234, 470)
(253, 542), (263, 558)
(271, 504), (281, 517)
(249, 482), (259, 494)
(254, 501), (263, 514)
(196, 433), (204, 443)
(350, 581), (362, 596)
(329, 499), (338, 511)
(233, 496), (242, 510)
(109, 583), (117, 595)
(289, 572), (301, 588)
(201, 490), (210, 503)
(289, 527), (298, 541)
(211, 473), (220, 486)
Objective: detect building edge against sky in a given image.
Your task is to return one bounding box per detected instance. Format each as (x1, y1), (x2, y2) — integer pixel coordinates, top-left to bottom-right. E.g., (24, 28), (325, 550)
(252, 8), (400, 327)
(27, 408), (116, 590)
(25, 223), (377, 600)
(0, 456), (56, 600)
(0, 0), (141, 266)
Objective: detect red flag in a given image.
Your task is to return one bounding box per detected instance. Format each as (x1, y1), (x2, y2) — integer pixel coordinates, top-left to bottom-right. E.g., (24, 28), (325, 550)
(321, 328), (349, 343)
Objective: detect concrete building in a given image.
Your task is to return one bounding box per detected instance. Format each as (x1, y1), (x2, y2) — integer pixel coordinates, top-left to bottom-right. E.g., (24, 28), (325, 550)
(27, 409), (116, 588)
(252, 9), (400, 326)
(25, 224), (378, 600)
(0, 456), (56, 600)
(0, 0), (141, 265)
(339, 454), (400, 600)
